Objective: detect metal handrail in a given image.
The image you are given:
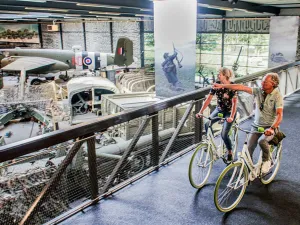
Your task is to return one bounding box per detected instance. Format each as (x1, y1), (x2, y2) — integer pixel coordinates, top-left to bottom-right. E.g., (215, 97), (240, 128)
(0, 60), (299, 163)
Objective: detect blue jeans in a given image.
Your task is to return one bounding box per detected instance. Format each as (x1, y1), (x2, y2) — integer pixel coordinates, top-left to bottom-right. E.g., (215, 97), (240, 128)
(205, 108), (236, 151)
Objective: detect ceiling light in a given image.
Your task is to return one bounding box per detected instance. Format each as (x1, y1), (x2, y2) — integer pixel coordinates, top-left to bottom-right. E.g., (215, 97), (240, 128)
(198, 3), (233, 11)
(17, 0), (46, 2)
(76, 3), (121, 9)
(89, 11), (120, 15)
(140, 8), (152, 12)
(135, 14), (154, 17)
(0, 10), (29, 14)
(64, 14), (81, 17)
(228, 0), (239, 4)
(14, 18), (38, 21)
(234, 8), (262, 14)
(25, 7), (69, 12)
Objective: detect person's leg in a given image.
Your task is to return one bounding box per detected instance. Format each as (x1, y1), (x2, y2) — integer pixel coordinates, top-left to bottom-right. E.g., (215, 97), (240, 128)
(258, 132), (275, 162)
(221, 117), (234, 149)
(221, 112), (236, 161)
(247, 127), (262, 162)
(259, 132), (275, 173)
(205, 108), (220, 135)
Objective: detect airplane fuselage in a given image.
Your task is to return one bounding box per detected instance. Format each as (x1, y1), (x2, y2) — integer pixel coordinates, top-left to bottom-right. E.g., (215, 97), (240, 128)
(0, 48), (114, 74)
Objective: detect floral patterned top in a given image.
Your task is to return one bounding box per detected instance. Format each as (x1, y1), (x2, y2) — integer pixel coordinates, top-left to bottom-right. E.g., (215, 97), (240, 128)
(209, 81), (237, 112)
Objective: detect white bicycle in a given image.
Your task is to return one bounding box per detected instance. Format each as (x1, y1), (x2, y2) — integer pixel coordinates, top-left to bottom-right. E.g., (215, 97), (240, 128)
(188, 113), (239, 189)
(214, 124), (283, 212)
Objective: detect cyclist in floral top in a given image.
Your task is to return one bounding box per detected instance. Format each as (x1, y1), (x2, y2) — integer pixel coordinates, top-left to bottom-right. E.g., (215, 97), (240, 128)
(196, 67), (238, 162)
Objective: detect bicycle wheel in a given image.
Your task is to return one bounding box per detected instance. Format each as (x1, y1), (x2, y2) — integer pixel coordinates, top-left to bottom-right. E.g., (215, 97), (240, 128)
(188, 143), (213, 189)
(261, 143), (283, 184)
(214, 162), (248, 212)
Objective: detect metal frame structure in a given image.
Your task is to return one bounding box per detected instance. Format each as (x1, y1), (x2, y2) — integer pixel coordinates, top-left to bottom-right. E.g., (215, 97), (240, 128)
(0, 61), (300, 224)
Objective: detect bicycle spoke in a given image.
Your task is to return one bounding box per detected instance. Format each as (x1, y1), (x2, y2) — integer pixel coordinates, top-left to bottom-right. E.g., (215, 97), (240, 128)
(214, 163), (247, 212)
(189, 144), (213, 189)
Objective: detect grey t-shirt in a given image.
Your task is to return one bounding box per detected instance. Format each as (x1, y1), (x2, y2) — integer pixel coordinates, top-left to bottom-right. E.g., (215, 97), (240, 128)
(252, 87), (283, 127)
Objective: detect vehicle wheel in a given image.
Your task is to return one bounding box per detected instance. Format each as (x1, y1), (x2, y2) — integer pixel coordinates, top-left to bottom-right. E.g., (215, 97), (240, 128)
(261, 143), (282, 184)
(31, 79), (41, 85)
(214, 162), (248, 212)
(188, 143), (213, 189)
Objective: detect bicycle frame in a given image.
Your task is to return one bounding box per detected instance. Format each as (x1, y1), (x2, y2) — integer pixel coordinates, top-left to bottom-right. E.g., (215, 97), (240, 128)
(205, 119), (226, 160)
(233, 128), (265, 189)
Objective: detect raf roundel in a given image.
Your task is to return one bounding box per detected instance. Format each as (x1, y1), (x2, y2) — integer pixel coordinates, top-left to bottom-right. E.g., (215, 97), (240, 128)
(83, 56), (92, 66)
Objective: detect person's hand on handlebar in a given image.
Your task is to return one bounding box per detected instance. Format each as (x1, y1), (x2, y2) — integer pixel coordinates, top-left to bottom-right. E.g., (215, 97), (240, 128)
(196, 112), (204, 119)
(264, 127), (274, 136)
(226, 117), (234, 123)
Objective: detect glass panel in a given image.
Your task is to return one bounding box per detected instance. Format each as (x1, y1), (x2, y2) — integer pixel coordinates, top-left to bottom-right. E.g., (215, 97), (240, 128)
(248, 56), (269, 67)
(145, 59), (154, 66)
(195, 64), (220, 79)
(198, 53), (222, 65)
(224, 44), (248, 56)
(224, 34), (249, 44)
(200, 33), (223, 44)
(144, 50), (154, 59)
(223, 55), (248, 66)
(145, 45), (154, 51)
(144, 33), (154, 43)
(248, 34), (270, 46)
(248, 45), (269, 57)
(197, 44), (222, 54)
(247, 67), (267, 75)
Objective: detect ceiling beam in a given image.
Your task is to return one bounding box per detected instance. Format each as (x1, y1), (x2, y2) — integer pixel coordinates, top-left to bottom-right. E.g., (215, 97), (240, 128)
(0, 1), (153, 16)
(198, 0), (280, 15)
(45, 0), (153, 10)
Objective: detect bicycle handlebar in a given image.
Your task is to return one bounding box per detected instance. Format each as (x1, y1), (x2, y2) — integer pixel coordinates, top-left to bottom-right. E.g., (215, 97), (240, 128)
(235, 123), (265, 134)
(196, 113), (225, 121)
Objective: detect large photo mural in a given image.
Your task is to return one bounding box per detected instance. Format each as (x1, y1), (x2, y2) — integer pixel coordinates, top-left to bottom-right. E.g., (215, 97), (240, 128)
(154, 0), (197, 98)
(269, 16), (299, 67)
(0, 24), (39, 43)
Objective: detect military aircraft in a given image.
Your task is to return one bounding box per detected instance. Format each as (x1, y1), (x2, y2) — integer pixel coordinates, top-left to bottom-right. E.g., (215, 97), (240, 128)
(0, 37), (134, 77)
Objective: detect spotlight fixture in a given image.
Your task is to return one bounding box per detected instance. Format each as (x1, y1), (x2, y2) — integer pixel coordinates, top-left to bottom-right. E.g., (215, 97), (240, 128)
(228, 0), (239, 4)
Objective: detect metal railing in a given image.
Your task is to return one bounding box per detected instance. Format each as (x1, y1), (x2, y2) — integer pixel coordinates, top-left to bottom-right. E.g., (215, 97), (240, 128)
(0, 61), (299, 225)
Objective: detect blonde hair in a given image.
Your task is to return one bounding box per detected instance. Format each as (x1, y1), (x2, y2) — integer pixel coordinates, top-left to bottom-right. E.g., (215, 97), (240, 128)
(266, 73), (280, 87)
(219, 67), (234, 81)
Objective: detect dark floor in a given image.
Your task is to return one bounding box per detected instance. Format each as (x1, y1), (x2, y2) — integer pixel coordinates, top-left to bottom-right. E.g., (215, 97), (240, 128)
(61, 90), (300, 225)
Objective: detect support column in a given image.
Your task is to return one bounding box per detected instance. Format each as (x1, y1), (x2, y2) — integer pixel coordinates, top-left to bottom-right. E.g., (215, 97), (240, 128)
(20, 69), (26, 100)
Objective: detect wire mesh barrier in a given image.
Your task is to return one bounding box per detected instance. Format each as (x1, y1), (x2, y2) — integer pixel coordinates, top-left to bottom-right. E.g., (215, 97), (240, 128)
(0, 61), (299, 224)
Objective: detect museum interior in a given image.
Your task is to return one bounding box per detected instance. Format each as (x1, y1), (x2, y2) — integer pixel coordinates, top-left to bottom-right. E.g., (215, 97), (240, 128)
(0, 0), (300, 224)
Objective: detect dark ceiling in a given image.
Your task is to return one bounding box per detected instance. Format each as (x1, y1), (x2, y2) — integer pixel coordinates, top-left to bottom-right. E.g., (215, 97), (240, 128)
(0, 0), (299, 22)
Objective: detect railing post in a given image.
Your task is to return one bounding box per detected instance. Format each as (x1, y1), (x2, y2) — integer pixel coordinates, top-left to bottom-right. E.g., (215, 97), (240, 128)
(151, 113), (159, 170)
(159, 102), (194, 164)
(101, 117), (150, 194)
(194, 100), (203, 144)
(86, 134), (99, 202)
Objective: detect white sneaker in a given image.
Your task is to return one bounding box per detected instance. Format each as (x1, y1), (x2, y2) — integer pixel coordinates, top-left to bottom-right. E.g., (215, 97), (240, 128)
(261, 160), (271, 174)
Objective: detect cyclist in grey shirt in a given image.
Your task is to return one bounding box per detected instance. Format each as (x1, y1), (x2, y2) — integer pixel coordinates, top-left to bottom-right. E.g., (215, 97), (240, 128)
(212, 73), (284, 173)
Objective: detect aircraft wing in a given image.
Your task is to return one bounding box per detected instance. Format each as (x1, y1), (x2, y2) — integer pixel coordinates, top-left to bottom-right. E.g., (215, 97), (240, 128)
(1, 57), (68, 72)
